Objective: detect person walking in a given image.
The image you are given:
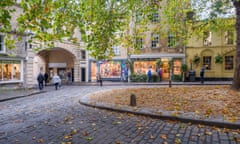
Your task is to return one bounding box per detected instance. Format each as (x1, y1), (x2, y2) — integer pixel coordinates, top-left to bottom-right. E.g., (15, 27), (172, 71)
(147, 68), (152, 82)
(52, 73), (61, 90)
(37, 72), (44, 90)
(97, 73), (103, 86)
(158, 67), (162, 81)
(44, 72), (48, 86)
(200, 66), (205, 84)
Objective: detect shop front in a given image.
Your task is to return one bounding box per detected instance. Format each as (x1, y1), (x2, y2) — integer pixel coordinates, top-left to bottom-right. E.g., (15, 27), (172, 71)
(90, 59), (126, 81)
(0, 58), (24, 83)
(130, 53), (184, 81)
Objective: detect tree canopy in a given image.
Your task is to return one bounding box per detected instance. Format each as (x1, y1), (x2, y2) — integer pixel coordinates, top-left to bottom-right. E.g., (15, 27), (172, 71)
(1, 0), (240, 89)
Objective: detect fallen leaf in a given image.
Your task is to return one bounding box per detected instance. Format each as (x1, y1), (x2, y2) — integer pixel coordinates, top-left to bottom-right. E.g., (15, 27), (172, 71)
(161, 134), (167, 140)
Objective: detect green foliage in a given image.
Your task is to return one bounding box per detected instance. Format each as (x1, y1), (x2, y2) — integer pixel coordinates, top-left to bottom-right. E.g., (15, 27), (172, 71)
(156, 59), (163, 69)
(0, 0), (15, 32)
(181, 63), (188, 73)
(193, 54), (200, 65)
(130, 73), (147, 82)
(215, 54), (223, 64)
(172, 74), (182, 82)
(152, 74), (158, 82)
(168, 59), (173, 70)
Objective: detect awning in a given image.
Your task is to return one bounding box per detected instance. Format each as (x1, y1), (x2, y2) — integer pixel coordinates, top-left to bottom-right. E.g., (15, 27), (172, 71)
(130, 53), (185, 59)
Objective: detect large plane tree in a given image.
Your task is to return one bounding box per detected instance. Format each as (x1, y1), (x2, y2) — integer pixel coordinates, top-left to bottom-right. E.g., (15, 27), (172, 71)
(0, 0), (240, 90)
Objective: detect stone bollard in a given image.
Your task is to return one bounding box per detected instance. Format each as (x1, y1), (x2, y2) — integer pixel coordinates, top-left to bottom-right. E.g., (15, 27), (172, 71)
(169, 80), (172, 88)
(130, 93), (136, 106)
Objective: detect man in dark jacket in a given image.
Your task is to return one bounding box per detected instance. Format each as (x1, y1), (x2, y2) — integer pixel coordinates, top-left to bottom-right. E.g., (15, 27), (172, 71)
(37, 73), (44, 90)
(200, 67), (205, 84)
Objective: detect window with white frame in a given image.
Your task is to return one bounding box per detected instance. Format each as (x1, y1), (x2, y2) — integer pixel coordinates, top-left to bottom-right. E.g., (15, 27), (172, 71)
(225, 56), (234, 70)
(203, 56), (211, 70)
(225, 30), (234, 45)
(113, 45), (120, 56)
(168, 32), (176, 48)
(203, 31), (212, 46)
(151, 34), (159, 48)
(0, 35), (5, 53)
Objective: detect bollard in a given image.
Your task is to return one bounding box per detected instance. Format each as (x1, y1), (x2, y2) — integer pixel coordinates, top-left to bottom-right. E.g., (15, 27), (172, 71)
(130, 93), (136, 106)
(169, 80), (172, 88)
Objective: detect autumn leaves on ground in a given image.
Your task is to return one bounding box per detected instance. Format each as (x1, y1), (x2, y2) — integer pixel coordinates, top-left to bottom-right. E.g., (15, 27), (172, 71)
(89, 85), (240, 123)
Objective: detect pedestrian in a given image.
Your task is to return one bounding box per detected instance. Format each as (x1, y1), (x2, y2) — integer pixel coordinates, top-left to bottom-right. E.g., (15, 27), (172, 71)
(52, 73), (61, 90)
(37, 72), (44, 90)
(67, 70), (72, 85)
(200, 66), (205, 84)
(97, 73), (103, 86)
(44, 72), (48, 86)
(124, 69), (128, 82)
(147, 68), (152, 82)
(158, 67), (162, 81)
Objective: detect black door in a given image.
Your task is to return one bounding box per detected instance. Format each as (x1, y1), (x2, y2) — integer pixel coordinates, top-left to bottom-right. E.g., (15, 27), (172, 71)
(81, 68), (85, 82)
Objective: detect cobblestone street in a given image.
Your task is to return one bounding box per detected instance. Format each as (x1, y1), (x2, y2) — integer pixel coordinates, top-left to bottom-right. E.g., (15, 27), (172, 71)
(0, 85), (239, 144)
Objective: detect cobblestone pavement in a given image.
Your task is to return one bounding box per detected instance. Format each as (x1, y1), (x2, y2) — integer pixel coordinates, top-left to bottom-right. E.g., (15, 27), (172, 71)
(0, 85), (239, 144)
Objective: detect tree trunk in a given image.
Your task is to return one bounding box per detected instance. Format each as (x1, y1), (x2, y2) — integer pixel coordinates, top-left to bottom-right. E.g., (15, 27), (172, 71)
(232, 1), (240, 90)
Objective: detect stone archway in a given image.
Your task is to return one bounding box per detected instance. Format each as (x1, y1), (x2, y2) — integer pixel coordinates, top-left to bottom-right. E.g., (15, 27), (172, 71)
(26, 41), (86, 87)
(36, 47), (76, 84)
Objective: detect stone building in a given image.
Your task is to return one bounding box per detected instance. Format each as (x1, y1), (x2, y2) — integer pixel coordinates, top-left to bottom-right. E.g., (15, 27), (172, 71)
(0, 4), (88, 88)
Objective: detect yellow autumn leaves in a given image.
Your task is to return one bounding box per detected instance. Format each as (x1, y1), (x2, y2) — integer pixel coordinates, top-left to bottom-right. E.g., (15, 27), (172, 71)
(89, 86), (240, 123)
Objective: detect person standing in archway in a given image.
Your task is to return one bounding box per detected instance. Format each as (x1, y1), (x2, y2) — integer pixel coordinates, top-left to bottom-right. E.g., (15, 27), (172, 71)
(67, 70), (72, 85)
(44, 72), (48, 86)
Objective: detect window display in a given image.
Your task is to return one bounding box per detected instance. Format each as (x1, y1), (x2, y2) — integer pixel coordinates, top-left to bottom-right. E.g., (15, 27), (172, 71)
(0, 60), (21, 81)
(100, 61), (121, 78)
(90, 61), (121, 80)
(134, 61), (156, 74)
(173, 59), (181, 75)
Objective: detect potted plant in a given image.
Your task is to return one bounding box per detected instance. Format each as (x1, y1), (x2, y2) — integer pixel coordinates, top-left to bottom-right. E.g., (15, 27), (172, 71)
(193, 54), (200, 66)
(215, 54), (223, 64)
(181, 63), (188, 82)
(156, 59), (163, 69)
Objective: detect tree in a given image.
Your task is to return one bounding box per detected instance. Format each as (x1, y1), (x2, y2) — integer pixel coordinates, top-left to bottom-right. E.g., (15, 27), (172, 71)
(232, 0), (240, 90)
(0, 0), (240, 89)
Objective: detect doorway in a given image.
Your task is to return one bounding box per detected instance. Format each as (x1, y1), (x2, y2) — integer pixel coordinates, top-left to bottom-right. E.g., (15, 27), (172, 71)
(81, 68), (86, 82)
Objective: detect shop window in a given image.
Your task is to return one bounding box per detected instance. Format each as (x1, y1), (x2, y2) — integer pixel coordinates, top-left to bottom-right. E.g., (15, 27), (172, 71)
(203, 56), (211, 70)
(0, 35), (5, 53)
(136, 37), (143, 49)
(81, 50), (86, 59)
(173, 59), (181, 75)
(225, 56), (233, 70)
(225, 31), (234, 45)
(100, 61), (121, 78)
(112, 46), (120, 56)
(134, 61), (156, 74)
(151, 34), (159, 48)
(203, 31), (212, 46)
(0, 60), (21, 81)
(168, 32), (176, 48)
